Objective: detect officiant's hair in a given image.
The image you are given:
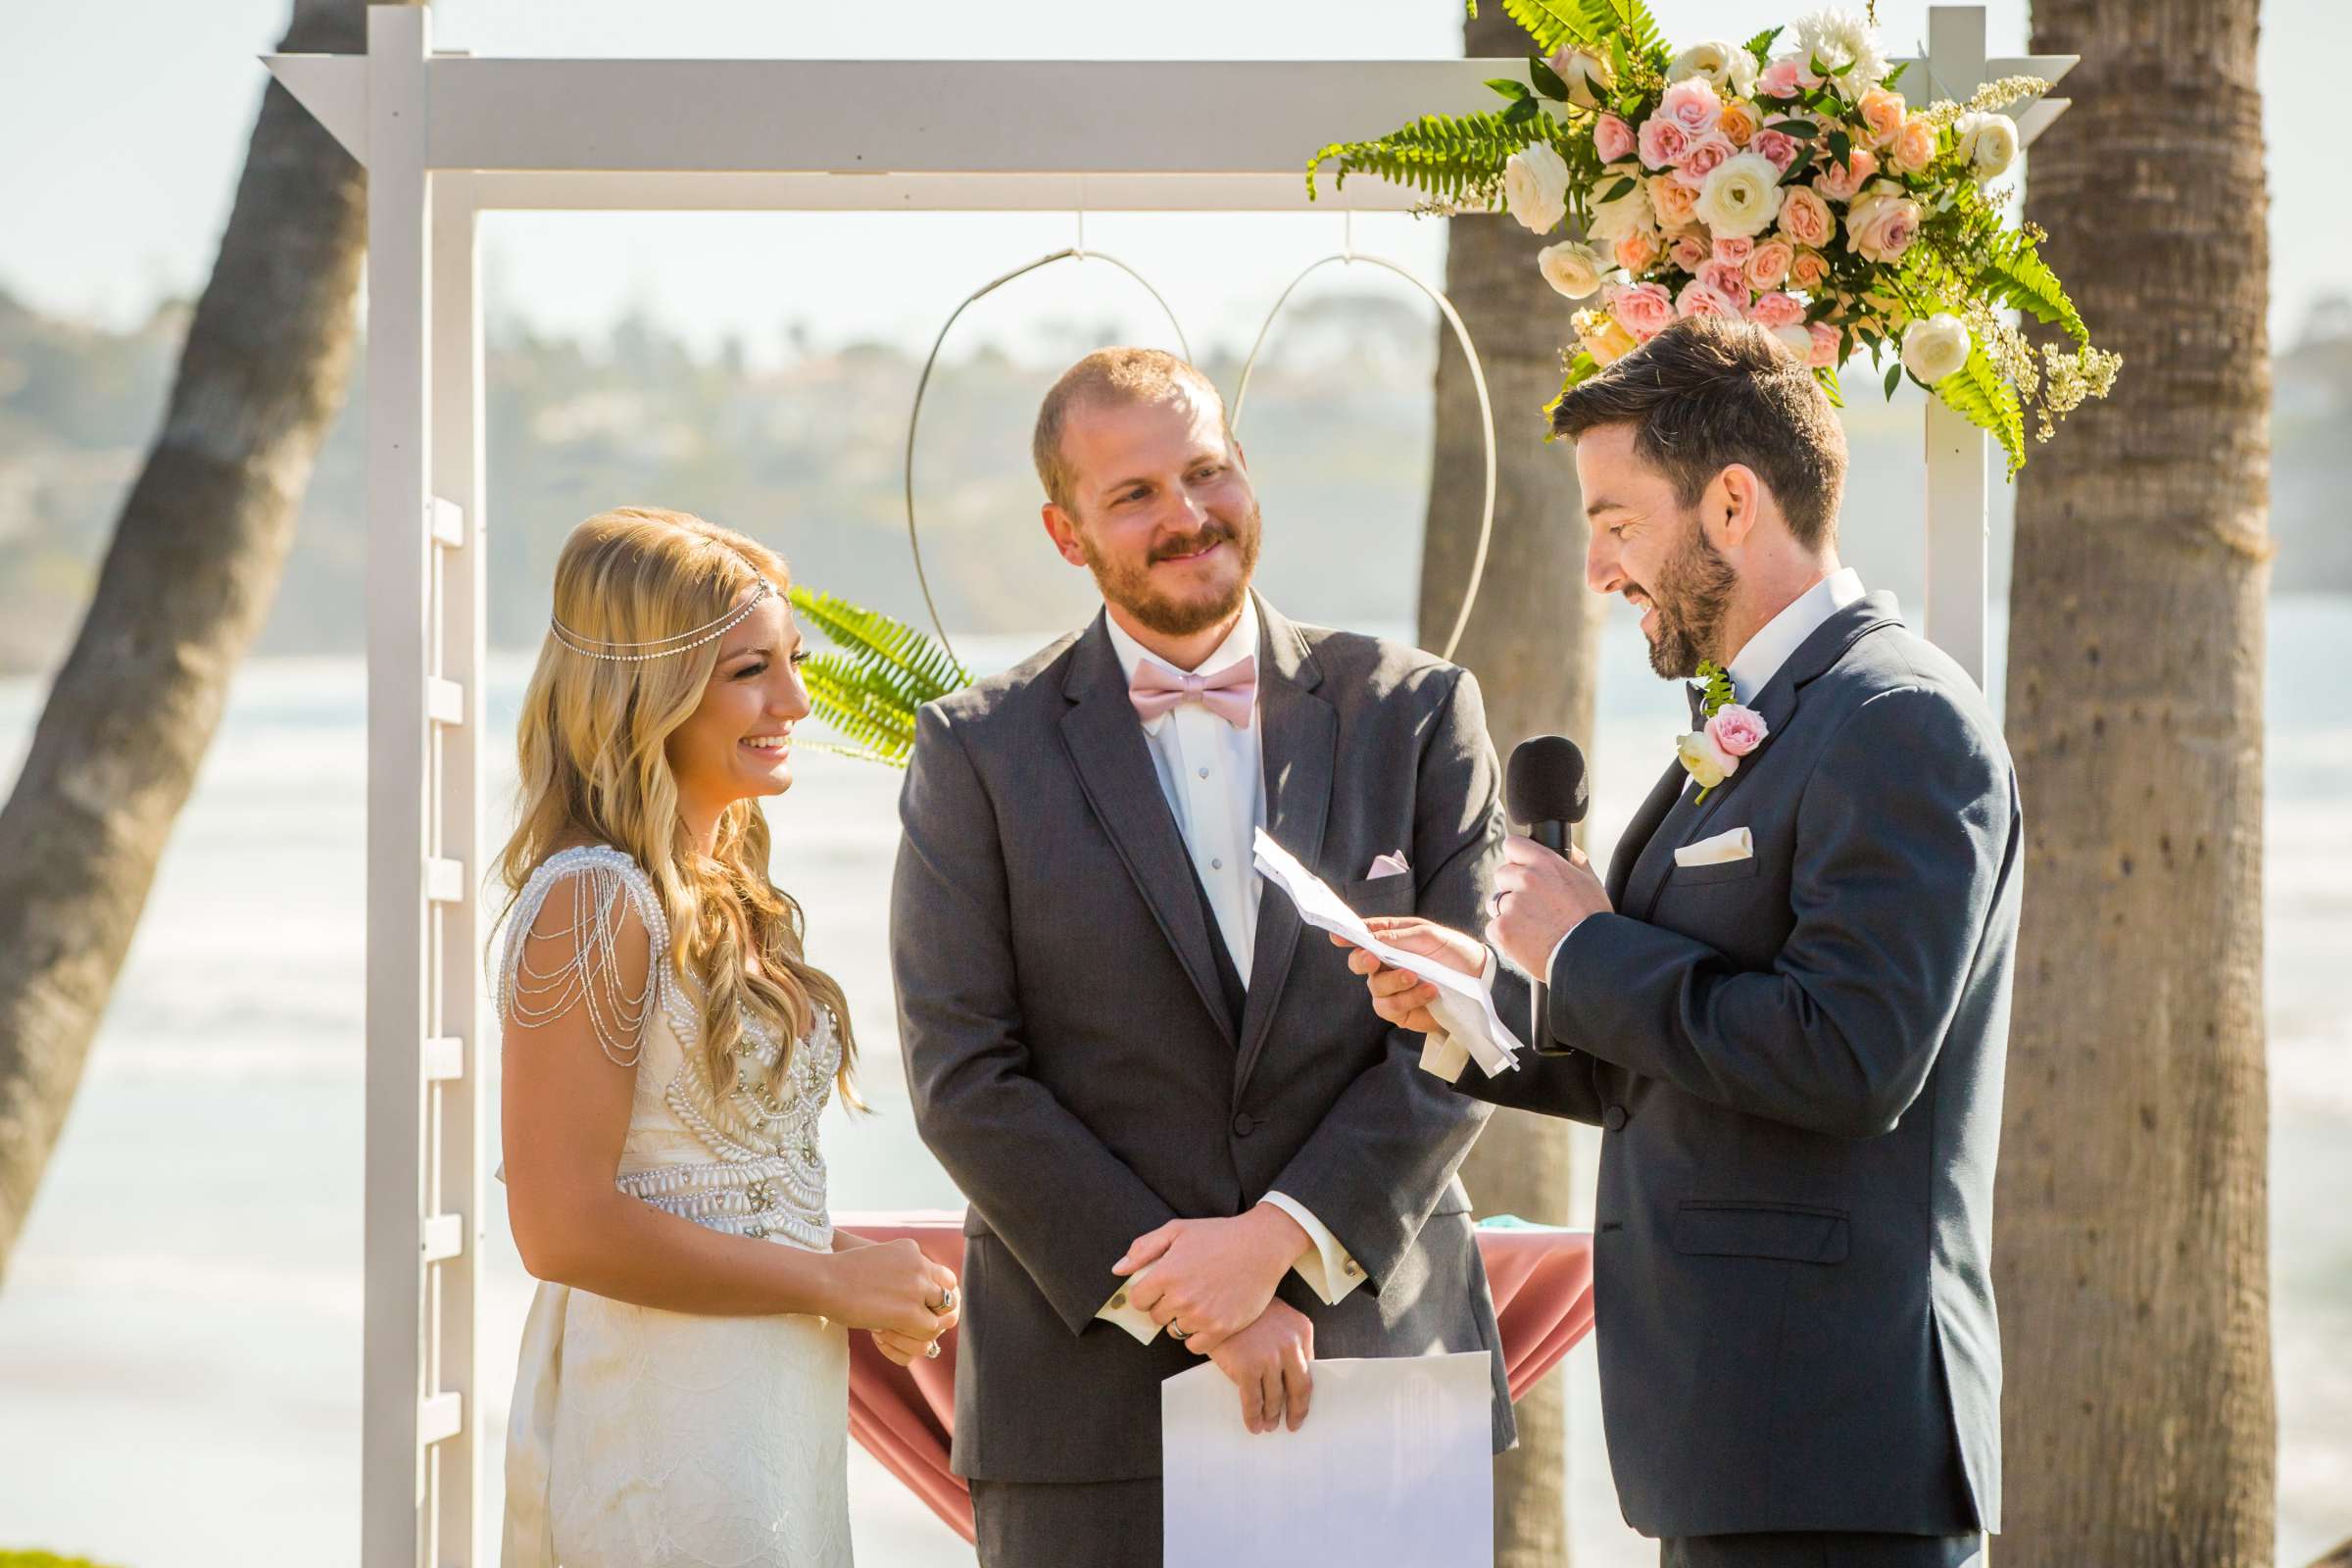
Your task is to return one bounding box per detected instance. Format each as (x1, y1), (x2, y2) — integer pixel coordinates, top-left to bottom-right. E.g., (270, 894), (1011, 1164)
(1547, 317), (1847, 551)
(1032, 347), (1234, 515)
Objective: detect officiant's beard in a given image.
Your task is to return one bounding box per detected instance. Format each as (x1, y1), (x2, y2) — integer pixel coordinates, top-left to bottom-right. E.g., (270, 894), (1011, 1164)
(1078, 506), (1264, 639)
(1643, 514), (1739, 680)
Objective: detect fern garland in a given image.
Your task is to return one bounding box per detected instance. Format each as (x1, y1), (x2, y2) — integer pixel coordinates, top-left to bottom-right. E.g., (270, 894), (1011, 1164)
(786, 586), (970, 768)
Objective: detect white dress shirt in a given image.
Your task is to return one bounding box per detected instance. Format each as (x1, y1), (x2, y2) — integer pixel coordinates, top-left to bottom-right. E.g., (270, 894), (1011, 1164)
(1094, 599), (1367, 1344)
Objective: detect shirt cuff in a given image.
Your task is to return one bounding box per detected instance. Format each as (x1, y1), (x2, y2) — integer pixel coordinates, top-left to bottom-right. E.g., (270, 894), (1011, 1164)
(1419, 1031), (1471, 1083)
(1262, 1191), (1368, 1305)
(1097, 1283), (1162, 1345)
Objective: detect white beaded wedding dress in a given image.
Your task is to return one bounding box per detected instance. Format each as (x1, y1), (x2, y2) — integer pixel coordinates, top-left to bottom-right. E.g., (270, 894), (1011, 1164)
(498, 845), (854, 1568)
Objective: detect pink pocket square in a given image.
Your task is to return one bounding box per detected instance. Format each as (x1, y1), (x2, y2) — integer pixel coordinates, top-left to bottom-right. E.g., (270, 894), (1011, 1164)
(1367, 851), (1411, 879)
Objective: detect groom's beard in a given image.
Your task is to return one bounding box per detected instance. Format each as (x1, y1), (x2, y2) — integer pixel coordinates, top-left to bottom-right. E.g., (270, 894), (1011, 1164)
(1079, 505), (1264, 639)
(1643, 514), (1739, 680)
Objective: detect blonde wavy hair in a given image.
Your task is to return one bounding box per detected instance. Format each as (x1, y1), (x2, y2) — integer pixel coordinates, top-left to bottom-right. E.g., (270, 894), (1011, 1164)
(495, 507), (860, 1107)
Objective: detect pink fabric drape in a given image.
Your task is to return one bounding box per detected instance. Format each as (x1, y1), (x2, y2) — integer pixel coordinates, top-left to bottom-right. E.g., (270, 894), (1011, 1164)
(839, 1212), (1595, 1545)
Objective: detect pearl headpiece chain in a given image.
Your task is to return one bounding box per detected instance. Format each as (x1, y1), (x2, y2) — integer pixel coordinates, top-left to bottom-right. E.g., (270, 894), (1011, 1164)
(549, 576), (779, 662)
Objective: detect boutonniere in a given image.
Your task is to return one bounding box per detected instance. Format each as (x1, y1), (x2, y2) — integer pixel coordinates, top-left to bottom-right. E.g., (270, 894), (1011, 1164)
(1677, 661), (1769, 804)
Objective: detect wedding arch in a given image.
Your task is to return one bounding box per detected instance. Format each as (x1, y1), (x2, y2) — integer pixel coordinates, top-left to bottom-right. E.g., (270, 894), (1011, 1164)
(266, 8), (2072, 1561)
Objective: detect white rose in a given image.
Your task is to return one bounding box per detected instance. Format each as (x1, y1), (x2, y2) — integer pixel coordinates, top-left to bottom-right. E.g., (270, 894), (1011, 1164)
(1900, 314), (1973, 383)
(1692, 151), (1787, 240)
(1771, 322), (1816, 360)
(1954, 112), (2020, 181)
(1551, 46), (1615, 110)
(1503, 142), (1571, 234)
(1538, 240), (1608, 300)
(1584, 174), (1655, 242)
(1669, 39), (1759, 98)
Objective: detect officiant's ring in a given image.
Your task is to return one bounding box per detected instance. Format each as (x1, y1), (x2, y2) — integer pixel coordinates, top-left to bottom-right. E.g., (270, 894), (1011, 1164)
(1168, 1321), (1191, 1341)
(929, 1286), (957, 1315)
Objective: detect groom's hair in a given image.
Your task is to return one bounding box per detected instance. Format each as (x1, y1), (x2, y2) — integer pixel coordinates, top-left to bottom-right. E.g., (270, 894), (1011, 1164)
(1034, 347), (1234, 516)
(1548, 316), (1847, 550)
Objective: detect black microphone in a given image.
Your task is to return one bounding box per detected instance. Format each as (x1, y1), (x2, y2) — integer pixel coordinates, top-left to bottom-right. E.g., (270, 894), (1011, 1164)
(1504, 736), (1591, 1054)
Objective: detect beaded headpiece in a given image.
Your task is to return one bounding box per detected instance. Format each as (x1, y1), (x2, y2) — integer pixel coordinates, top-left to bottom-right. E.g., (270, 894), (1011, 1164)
(549, 568), (779, 663)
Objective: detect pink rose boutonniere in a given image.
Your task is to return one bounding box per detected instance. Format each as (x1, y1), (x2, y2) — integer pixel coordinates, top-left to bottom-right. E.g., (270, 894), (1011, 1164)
(1677, 662), (1770, 802)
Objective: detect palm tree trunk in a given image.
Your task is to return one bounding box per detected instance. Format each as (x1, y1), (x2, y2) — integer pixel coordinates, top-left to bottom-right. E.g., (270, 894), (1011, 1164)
(0, 0), (374, 1274)
(1993, 0), (2274, 1561)
(1421, 13), (1604, 1564)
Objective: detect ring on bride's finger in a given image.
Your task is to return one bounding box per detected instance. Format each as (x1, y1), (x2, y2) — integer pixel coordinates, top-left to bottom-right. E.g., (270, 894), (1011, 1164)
(924, 1340), (941, 1360)
(928, 1286), (956, 1314)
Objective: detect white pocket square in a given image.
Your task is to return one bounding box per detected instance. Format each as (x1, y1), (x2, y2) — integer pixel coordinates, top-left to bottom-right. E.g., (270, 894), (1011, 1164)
(1675, 827), (1753, 867)
(1366, 851), (1411, 878)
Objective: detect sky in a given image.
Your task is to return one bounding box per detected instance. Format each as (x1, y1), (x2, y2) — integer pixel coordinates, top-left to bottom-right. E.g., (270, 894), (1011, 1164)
(1, 0), (2342, 362)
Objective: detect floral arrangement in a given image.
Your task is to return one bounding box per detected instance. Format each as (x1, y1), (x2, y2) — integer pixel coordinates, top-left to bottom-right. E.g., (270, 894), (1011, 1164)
(1307, 2), (2119, 470)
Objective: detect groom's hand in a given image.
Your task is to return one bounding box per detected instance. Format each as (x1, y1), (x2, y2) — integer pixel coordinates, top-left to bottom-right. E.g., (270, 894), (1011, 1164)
(1209, 1300), (1315, 1435)
(1329, 917), (1485, 1034)
(1112, 1204), (1308, 1354)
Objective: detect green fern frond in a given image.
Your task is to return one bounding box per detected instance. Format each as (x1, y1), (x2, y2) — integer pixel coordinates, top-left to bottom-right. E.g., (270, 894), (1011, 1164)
(1983, 237), (2088, 346)
(1935, 345), (2028, 474)
(786, 585), (970, 768)
(1499, 0), (1666, 57)
(1307, 110), (1548, 203)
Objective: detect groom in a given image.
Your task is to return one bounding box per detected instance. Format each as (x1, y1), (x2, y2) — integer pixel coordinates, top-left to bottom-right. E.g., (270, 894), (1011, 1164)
(1350, 317), (2020, 1567)
(891, 347), (1517, 1562)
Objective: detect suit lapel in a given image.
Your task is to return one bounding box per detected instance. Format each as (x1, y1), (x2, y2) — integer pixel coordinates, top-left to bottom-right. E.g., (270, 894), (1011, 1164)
(1058, 613), (1238, 1047)
(1235, 599), (1334, 1094)
(1622, 592), (1906, 924)
(1609, 757), (1690, 907)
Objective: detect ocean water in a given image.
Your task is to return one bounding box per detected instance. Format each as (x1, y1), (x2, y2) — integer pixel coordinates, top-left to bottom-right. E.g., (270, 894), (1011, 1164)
(1, 598), (2345, 1566)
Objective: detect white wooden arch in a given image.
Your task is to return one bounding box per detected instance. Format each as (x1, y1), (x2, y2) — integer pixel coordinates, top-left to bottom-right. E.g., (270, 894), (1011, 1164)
(266, 9), (2069, 1561)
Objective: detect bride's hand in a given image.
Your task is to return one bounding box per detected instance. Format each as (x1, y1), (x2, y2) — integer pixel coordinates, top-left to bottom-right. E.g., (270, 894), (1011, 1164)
(872, 1329), (943, 1367)
(828, 1238), (959, 1341)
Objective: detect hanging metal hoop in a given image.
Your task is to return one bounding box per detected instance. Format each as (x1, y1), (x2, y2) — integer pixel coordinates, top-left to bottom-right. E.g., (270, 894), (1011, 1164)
(1231, 251), (1496, 665)
(904, 246), (1193, 670)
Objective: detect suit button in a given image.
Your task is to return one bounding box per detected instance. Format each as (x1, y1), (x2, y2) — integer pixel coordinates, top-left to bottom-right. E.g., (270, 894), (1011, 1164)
(1602, 1104), (1628, 1131)
(1232, 1112), (1256, 1137)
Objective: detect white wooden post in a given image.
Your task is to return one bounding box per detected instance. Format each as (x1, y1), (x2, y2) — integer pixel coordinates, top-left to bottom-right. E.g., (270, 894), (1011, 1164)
(1921, 6), (1994, 688)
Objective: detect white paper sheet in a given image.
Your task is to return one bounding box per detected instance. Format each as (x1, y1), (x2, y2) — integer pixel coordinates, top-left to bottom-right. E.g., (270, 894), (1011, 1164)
(1252, 828), (1524, 1076)
(1161, 1352), (1494, 1567)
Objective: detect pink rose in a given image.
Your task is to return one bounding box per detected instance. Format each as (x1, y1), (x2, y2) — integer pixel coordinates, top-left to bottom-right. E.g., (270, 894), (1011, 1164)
(1670, 232), (1712, 272)
(1845, 190), (1921, 262)
(1611, 280), (1677, 339)
(1889, 116), (1938, 174)
(1707, 704), (1769, 758)
(1757, 57), (1812, 99)
(1807, 320), (1841, 368)
(1613, 228), (1662, 274)
(1595, 113), (1638, 166)
(1698, 259), (1751, 304)
(1659, 77), (1724, 136)
(1815, 146), (1880, 203)
(1677, 279), (1741, 319)
(1747, 290), (1806, 329)
(1857, 86), (1908, 148)
(1648, 174), (1701, 229)
(1778, 185), (1835, 250)
(1788, 248), (1832, 291)
(1749, 127), (1802, 173)
(1711, 234), (1754, 267)
(1746, 238), (1794, 290)
(1638, 116), (1692, 171)
(1673, 131), (1738, 189)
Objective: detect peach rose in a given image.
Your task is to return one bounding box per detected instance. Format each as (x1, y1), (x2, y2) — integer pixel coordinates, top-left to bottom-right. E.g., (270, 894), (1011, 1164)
(1611, 280), (1678, 339)
(1711, 235), (1754, 267)
(1815, 146), (1880, 203)
(1639, 115), (1693, 171)
(1779, 184), (1835, 249)
(1676, 279), (1741, 318)
(1788, 248), (1832, 291)
(1595, 113), (1638, 166)
(1670, 232), (1712, 272)
(1718, 100), (1762, 148)
(1614, 228), (1662, 274)
(1750, 126), (1803, 173)
(1757, 56), (1813, 99)
(1698, 258), (1751, 304)
(1845, 189), (1921, 263)
(1659, 77), (1725, 135)
(1673, 130), (1738, 189)
(1746, 238), (1794, 290)
(1889, 116), (1938, 174)
(1648, 173), (1701, 229)
(1747, 290), (1806, 329)
(1807, 320), (1842, 368)
(1578, 313), (1641, 366)
(1857, 86), (1908, 148)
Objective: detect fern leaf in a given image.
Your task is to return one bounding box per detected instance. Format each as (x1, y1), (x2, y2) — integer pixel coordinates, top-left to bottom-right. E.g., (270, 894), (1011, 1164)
(1934, 345), (2028, 474)
(1497, 0), (1665, 58)
(786, 585), (970, 768)
(1307, 110), (1545, 203)
(1984, 238), (2088, 346)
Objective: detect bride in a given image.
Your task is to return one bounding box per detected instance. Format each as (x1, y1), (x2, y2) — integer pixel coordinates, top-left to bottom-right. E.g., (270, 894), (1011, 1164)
(493, 507), (958, 1567)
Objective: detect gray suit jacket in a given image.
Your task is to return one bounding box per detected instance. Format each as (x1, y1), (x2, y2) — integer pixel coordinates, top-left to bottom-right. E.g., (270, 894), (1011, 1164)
(1462, 594), (2019, 1539)
(891, 595), (1518, 1484)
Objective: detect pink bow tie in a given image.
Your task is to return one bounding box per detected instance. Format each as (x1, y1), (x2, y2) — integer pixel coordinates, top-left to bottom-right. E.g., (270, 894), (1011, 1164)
(1129, 655), (1256, 728)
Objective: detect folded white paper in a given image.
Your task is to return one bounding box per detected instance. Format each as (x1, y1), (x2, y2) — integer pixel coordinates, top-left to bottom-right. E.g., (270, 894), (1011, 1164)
(1162, 1352), (1494, 1567)
(1674, 825), (1754, 867)
(1253, 828), (1522, 1076)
